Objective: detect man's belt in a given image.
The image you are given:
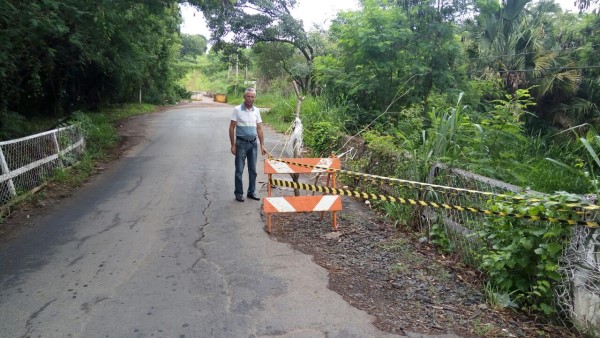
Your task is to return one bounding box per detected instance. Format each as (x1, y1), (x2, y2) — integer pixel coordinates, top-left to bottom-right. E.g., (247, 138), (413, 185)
(236, 136), (256, 143)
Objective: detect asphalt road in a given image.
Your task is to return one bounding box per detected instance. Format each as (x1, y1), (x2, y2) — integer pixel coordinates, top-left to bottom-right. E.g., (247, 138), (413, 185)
(0, 102), (404, 338)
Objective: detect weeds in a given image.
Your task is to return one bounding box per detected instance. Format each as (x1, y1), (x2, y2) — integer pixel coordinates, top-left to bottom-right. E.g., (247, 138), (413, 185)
(380, 238), (410, 253)
(471, 318), (501, 337)
(378, 201), (412, 228)
(389, 263), (409, 274)
(483, 282), (519, 310)
(52, 154), (95, 188)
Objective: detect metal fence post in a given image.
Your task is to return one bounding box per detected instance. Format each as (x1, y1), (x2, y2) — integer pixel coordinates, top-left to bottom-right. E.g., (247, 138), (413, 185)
(51, 131), (63, 168)
(0, 146), (16, 197)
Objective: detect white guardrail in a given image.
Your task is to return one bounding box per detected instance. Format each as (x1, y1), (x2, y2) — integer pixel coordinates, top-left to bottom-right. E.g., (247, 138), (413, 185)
(0, 125), (85, 206)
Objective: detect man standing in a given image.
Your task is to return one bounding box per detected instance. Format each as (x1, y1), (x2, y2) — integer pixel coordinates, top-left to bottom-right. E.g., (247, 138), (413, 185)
(229, 88), (267, 202)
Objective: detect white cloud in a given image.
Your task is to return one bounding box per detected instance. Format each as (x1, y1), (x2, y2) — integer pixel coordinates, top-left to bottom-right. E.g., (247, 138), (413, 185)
(179, 4), (210, 37)
(554, 0), (579, 12)
(290, 0), (359, 30)
(179, 0), (360, 37)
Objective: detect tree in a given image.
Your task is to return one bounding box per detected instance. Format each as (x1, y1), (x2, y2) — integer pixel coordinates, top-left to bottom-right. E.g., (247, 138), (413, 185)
(180, 34), (208, 59)
(0, 0), (185, 119)
(545, 12), (600, 131)
(314, 0), (467, 120)
(575, 0), (600, 12)
(465, 0), (591, 130)
(186, 0), (318, 93)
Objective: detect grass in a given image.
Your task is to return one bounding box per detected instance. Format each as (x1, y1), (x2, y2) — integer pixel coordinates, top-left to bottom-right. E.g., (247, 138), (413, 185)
(258, 92), (348, 151)
(483, 282), (518, 311)
(471, 318), (501, 337)
(377, 201), (413, 229)
(380, 238), (410, 253)
(257, 93), (298, 132)
(74, 103), (156, 157)
(0, 103), (157, 220)
(52, 153), (96, 188)
(389, 262), (409, 274)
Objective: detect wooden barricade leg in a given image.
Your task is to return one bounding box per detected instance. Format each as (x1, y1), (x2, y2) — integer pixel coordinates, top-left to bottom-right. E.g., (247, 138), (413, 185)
(319, 171), (338, 231)
(331, 171), (338, 231)
(267, 173), (273, 234)
(267, 173), (272, 197)
(330, 154), (338, 229)
(320, 172), (330, 221)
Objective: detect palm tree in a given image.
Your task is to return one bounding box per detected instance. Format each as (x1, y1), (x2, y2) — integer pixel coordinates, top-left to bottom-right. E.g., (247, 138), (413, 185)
(468, 0), (584, 129)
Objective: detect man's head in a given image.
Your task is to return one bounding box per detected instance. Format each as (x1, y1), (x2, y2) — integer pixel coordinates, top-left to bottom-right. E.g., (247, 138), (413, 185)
(243, 88), (256, 108)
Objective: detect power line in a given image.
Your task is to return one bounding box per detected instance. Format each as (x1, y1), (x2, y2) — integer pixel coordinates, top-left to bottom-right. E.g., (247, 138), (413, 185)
(491, 65), (600, 73)
(467, 44), (600, 61)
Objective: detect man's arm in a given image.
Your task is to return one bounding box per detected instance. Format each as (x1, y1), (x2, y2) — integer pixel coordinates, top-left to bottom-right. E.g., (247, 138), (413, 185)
(257, 123), (266, 155)
(229, 121), (237, 155)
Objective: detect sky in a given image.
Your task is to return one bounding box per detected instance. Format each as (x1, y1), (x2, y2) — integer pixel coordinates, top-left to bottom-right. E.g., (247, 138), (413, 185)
(179, 0), (580, 38)
(179, 0), (360, 37)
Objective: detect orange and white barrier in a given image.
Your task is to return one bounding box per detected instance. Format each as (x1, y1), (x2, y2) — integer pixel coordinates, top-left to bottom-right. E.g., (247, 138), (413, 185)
(264, 196), (342, 213)
(264, 157), (340, 174)
(264, 157), (342, 234)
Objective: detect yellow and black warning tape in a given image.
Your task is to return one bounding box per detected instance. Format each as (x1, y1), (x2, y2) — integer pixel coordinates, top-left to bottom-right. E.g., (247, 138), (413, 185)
(269, 157), (600, 212)
(269, 178), (599, 228)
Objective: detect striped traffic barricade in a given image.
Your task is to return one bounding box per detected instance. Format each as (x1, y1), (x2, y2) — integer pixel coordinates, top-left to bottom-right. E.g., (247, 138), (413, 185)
(264, 157), (342, 233)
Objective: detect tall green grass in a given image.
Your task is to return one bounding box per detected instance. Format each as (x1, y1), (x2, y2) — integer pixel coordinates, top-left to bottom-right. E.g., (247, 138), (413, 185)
(258, 93), (320, 132)
(75, 104), (156, 158)
(541, 128), (600, 194)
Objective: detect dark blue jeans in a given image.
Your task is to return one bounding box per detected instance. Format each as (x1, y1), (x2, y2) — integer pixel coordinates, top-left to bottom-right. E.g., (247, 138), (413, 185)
(234, 138), (258, 196)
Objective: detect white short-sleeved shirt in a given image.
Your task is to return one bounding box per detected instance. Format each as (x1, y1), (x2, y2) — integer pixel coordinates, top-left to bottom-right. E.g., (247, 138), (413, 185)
(231, 104), (262, 139)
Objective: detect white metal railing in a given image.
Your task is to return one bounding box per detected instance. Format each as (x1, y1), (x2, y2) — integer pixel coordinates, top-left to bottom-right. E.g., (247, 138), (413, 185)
(0, 125), (85, 206)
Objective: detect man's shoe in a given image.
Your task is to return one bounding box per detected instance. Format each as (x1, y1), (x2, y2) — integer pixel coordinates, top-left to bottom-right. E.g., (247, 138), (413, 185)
(235, 195), (245, 202)
(247, 193), (261, 201)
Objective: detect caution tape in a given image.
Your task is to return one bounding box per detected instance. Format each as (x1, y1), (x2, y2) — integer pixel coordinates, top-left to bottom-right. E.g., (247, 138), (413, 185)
(269, 178), (599, 228)
(269, 157), (600, 212)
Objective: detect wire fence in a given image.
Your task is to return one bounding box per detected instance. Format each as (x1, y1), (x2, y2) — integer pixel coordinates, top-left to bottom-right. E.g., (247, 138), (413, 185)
(423, 163), (527, 264)
(335, 137), (600, 332)
(426, 163), (600, 331)
(560, 224), (600, 331)
(0, 125), (85, 207)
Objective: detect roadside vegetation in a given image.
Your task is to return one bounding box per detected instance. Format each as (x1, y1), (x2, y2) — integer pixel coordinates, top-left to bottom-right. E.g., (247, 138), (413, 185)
(0, 103), (156, 220)
(2, 0), (600, 335)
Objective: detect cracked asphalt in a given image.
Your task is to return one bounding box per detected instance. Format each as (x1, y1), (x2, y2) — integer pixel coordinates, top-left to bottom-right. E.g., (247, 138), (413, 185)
(0, 101), (460, 338)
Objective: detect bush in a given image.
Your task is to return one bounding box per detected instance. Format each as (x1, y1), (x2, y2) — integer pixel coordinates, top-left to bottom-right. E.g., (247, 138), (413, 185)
(304, 121), (342, 157)
(472, 191), (579, 315)
(0, 111), (26, 141)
